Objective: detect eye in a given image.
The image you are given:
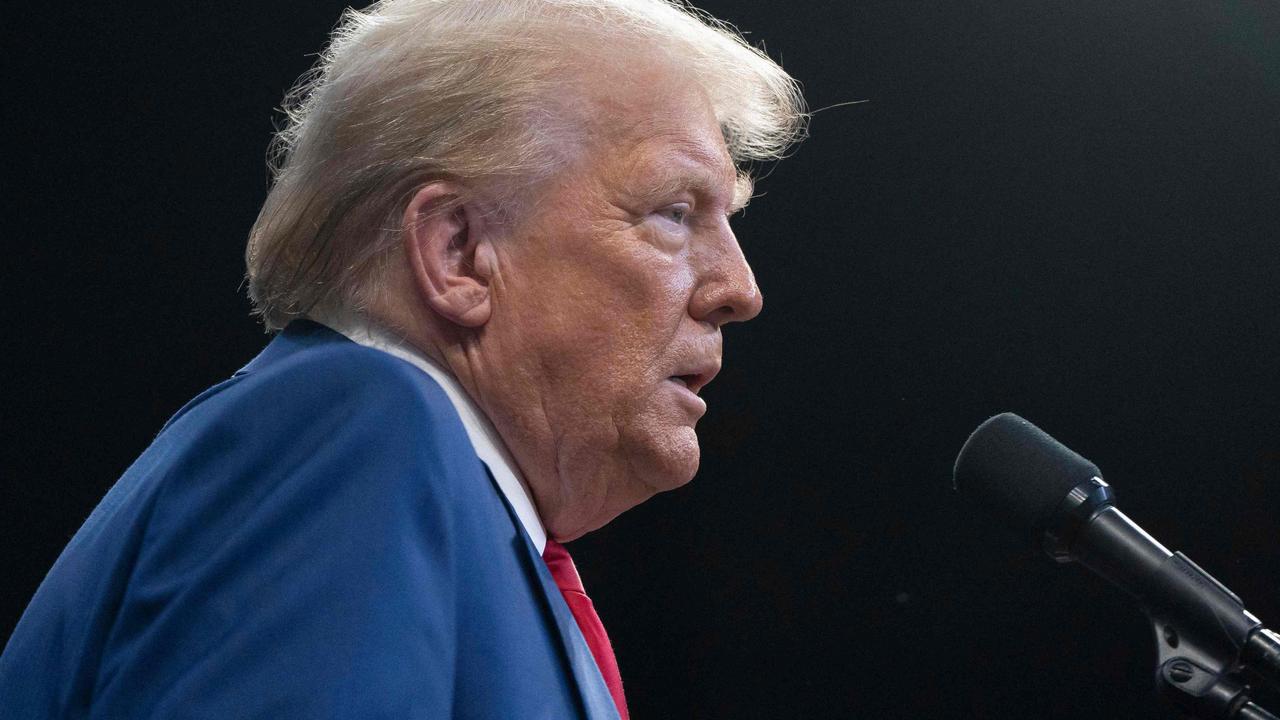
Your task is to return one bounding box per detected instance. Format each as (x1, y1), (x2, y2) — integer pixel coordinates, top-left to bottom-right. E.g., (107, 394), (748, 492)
(656, 204), (691, 226)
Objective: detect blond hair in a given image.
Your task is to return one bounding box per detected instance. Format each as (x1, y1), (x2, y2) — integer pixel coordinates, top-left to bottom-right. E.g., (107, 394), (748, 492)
(245, 0), (806, 330)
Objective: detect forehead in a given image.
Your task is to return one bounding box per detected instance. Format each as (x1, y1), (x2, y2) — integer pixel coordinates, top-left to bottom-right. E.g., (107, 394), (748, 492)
(578, 66), (740, 204)
(623, 127), (737, 197)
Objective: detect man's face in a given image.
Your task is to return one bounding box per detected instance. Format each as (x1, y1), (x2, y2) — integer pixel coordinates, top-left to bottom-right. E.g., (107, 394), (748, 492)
(480, 63), (762, 540)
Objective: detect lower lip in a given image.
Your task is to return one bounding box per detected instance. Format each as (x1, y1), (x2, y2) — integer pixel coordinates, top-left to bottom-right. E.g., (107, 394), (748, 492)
(667, 379), (707, 415)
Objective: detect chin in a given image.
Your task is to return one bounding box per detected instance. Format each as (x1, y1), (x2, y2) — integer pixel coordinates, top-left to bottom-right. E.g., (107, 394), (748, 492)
(549, 425), (701, 541)
(640, 425), (701, 492)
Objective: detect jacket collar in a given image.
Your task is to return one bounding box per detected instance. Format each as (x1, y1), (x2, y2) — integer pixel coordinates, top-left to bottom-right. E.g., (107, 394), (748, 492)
(232, 319), (338, 378)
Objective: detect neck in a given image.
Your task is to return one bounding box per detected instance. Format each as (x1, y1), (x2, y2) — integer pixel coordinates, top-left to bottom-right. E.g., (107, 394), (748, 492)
(366, 299), (580, 536)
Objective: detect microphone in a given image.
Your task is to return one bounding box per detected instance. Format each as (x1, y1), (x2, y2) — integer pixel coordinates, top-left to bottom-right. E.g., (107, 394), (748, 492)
(953, 412), (1280, 717)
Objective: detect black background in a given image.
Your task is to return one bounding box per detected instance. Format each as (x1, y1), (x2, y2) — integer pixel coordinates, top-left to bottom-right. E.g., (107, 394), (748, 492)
(6, 1), (1279, 718)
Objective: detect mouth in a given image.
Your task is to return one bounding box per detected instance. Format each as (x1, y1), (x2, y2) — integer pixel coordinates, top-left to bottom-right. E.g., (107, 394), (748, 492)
(667, 364), (719, 396)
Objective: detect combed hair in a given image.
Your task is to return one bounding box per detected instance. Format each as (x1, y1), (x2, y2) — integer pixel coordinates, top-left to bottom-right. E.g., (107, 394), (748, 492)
(245, 0), (807, 330)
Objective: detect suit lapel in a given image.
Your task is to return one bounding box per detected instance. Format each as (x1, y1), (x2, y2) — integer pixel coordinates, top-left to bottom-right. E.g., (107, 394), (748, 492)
(487, 471), (620, 720)
(511, 532), (621, 720)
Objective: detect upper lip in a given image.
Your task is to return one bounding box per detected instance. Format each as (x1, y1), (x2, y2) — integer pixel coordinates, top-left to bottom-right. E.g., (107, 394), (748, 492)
(669, 357), (721, 396)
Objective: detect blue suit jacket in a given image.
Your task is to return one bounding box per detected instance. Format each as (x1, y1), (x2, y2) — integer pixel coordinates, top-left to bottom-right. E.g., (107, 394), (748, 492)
(0, 321), (620, 720)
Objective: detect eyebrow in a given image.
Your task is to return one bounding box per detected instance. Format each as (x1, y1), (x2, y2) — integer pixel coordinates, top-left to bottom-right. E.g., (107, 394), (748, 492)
(637, 143), (744, 213)
(730, 173), (755, 213)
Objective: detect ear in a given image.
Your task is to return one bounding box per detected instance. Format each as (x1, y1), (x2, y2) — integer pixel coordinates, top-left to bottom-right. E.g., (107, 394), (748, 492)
(401, 182), (495, 328)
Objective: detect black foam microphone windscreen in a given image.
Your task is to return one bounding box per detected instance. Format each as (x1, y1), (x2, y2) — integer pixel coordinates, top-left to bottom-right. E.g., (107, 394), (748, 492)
(952, 413), (1102, 541)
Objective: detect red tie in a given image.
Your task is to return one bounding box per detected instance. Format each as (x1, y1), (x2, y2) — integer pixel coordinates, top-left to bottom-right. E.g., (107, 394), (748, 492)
(542, 539), (630, 720)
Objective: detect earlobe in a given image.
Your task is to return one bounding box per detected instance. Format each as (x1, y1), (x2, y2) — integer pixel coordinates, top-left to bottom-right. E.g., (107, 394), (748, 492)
(402, 183), (493, 328)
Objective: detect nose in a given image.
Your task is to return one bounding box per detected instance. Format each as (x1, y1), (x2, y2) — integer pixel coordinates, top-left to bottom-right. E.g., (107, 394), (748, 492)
(688, 224), (764, 327)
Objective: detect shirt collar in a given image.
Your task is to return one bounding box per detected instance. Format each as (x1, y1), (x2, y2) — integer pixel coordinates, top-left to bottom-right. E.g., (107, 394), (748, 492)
(306, 309), (548, 554)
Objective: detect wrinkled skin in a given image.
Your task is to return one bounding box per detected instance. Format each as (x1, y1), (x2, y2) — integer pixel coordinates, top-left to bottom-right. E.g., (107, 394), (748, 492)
(392, 59), (763, 541)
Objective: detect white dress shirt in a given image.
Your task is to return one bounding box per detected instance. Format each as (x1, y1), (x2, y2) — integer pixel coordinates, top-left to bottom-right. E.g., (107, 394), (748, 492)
(307, 311), (548, 554)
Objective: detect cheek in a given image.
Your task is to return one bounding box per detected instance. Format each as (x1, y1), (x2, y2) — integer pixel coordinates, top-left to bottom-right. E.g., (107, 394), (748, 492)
(528, 266), (702, 487)
(546, 267), (692, 376)
(507, 227), (697, 405)
(607, 260), (696, 348)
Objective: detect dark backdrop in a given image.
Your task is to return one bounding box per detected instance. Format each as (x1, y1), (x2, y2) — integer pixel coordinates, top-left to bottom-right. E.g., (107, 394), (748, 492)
(7, 1), (1279, 718)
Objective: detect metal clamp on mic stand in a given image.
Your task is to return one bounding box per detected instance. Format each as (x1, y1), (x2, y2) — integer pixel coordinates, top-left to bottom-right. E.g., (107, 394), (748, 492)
(1048, 479), (1280, 720)
(1153, 627), (1279, 720)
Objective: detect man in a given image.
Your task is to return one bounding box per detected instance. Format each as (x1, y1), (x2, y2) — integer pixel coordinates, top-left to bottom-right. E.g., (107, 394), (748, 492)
(0, 1), (804, 717)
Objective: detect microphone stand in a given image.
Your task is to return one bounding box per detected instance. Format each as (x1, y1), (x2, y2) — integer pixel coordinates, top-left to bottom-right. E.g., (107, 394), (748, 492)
(1151, 620), (1279, 720)
(1046, 479), (1280, 720)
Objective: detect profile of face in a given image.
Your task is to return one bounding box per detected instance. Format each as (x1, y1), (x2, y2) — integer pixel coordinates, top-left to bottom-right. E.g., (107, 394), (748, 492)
(401, 57), (763, 541)
(489, 63), (762, 540)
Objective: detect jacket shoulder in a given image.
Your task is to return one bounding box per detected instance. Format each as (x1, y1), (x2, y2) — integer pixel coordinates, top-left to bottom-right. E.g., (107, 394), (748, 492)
(0, 334), (495, 718)
(90, 338), (489, 715)
(155, 334), (490, 520)
(171, 335), (461, 436)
